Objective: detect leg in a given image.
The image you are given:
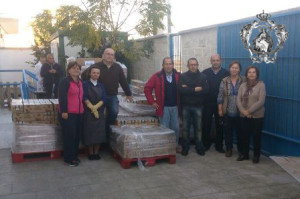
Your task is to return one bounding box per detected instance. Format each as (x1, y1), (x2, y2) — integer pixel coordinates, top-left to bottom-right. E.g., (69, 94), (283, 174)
(44, 83), (52, 99)
(193, 107), (205, 154)
(159, 107), (171, 128)
(235, 117), (243, 154)
(224, 115), (234, 151)
(169, 106), (180, 146)
(202, 103), (214, 149)
(105, 95), (119, 140)
(214, 104), (224, 151)
(182, 107), (191, 154)
(242, 117), (251, 158)
(74, 114), (82, 159)
(253, 118), (264, 161)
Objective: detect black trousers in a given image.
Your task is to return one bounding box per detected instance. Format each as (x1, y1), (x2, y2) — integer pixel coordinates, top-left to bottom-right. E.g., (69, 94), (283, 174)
(240, 117), (264, 158)
(202, 102), (223, 150)
(59, 113), (83, 163)
(44, 82), (58, 99)
(223, 115), (242, 152)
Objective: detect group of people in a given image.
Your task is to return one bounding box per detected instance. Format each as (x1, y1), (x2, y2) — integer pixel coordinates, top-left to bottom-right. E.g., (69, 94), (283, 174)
(36, 49), (266, 167)
(144, 54), (266, 164)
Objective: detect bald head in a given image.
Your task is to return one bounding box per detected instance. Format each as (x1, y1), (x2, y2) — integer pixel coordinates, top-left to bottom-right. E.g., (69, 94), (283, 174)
(210, 54), (221, 70)
(102, 48), (115, 66)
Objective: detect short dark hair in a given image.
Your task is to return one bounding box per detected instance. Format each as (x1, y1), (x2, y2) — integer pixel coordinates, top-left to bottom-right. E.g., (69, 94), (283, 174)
(162, 57), (174, 65)
(67, 61), (81, 72)
(187, 58), (199, 66)
(87, 66), (100, 79)
(229, 60), (241, 71)
(245, 65), (260, 79)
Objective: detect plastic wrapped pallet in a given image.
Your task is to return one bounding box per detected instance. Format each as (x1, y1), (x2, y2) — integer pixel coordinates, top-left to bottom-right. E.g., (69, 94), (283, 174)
(12, 124), (62, 153)
(118, 96), (156, 116)
(110, 125), (176, 159)
(116, 116), (158, 126)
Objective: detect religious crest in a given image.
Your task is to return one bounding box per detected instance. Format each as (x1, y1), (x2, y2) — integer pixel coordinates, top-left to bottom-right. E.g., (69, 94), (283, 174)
(240, 11), (288, 64)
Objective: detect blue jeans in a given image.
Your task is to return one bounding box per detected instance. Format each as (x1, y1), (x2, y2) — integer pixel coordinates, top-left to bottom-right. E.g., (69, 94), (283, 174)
(182, 106), (204, 152)
(159, 106), (179, 145)
(105, 95), (119, 139)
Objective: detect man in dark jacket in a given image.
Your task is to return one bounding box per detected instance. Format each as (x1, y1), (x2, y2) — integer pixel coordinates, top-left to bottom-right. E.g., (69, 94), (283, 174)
(91, 48), (132, 137)
(40, 54), (63, 98)
(202, 54), (229, 153)
(178, 58), (209, 156)
(144, 57), (181, 152)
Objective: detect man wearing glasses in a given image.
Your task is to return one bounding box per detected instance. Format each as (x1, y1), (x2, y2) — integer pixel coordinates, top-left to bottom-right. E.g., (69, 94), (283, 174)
(144, 57), (181, 153)
(177, 58), (209, 156)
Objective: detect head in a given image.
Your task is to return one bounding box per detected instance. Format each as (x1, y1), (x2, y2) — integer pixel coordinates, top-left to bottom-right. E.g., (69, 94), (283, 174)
(187, 58), (199, 73)
(229, 61), (241, 77)
(67, 61), (81, 78)
(40, 55), (46, 65)
(210, 54), (222, 70)
(245, 65), (259, 80)
(102, 48), (115, 65)
(89, 66), (101, 81)
(46, 54), (54, 65)
(162, 57), (174, 74)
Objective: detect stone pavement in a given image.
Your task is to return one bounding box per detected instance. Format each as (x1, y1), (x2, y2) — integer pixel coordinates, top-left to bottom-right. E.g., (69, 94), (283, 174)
(1, 108), (300, 199)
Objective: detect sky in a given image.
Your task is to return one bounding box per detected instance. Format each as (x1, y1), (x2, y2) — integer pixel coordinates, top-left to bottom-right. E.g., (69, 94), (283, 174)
(0, 0), (299, 47)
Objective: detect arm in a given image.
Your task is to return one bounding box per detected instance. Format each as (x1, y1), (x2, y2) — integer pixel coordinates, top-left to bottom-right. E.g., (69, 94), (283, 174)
(217, 81), (224, 116)
(177, 75), (195, 95)
(236, 84), (250, 117)
(100, 83), (107, 104)
(58, 78), (69, 116)
(144, 74), (156, 105)
(118, 67), (132, 96)
(247, 82), (266, 114)
(195, 76), (209, 95)
(40, 64), (48, 78)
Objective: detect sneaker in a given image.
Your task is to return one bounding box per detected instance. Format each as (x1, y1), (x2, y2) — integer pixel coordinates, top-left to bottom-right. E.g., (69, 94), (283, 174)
(197, 150), (205, 156)
(64, 161), (79, 167)
(94, 154), (101, 160)
(181, 150), (189, 156)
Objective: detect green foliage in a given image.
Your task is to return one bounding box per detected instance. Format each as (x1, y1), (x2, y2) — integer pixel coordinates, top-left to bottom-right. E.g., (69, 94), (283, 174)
(31, 0), (170, 67)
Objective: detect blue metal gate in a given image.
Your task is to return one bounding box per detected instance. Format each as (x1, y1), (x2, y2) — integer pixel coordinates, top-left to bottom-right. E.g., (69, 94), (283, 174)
(217, 10), (300, 156)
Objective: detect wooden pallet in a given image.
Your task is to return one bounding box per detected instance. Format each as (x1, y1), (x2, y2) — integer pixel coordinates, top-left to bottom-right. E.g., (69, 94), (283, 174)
(113, 151), (176, 169)
(11, 150), (62, 163)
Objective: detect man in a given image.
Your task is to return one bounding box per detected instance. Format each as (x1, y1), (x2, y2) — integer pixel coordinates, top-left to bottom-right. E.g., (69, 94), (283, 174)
(34, 55), (46, 92)
(177, 58), (209, 156)
(92, 48), (132, 137)
(144, 57), (181, 152)
(202, 54), (229, 153)
(40, 54), (63, 98)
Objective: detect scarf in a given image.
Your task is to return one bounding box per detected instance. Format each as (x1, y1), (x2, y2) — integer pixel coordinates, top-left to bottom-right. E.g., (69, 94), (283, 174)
(242, 79), (258, 108)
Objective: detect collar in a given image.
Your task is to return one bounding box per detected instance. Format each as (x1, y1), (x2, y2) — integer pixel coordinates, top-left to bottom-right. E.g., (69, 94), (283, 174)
(90, 79), (98, 86)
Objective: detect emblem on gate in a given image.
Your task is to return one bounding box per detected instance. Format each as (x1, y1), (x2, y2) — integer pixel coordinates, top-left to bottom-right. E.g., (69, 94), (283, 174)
(240, 11), (288, 64)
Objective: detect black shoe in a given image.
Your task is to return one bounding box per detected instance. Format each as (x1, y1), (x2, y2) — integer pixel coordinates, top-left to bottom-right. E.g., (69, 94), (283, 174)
(94, 154), (101, 160)
(64, 161), (79, 167)
(216, 148), (225, 153)
(181, 150), (189, 156)
(253, 157), (260, 164)
(88, 155), (95, 160)
(197, 150), (205, 156)
(236, 155), (249, 161)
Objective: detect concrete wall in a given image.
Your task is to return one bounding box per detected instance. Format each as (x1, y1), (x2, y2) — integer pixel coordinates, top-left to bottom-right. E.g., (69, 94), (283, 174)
(131, 35), (169, 82)
(0, 48), (35, 83)
(180, 26), (217, 72)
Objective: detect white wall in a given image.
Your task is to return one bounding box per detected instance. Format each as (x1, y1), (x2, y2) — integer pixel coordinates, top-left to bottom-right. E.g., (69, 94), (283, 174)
(0, 48), (35, 83)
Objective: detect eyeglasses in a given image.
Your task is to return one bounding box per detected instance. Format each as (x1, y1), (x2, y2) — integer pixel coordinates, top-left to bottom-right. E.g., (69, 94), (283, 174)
(189, 64), (198, 66)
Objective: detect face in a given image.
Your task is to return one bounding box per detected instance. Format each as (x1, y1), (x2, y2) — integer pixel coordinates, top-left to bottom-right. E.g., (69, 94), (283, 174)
(230, 63), (240, 77)
(102, 49), (115, 64)
(247, 68), (257, 80)
(90, 68), (100, 81)
(188, 60), (198, 73)
(47, 55), (54, 65)
(162, 58), (174, 74)
(40, 57), (46, 65)
(68, 65), (81, 77)
(210, 55), (221, 69)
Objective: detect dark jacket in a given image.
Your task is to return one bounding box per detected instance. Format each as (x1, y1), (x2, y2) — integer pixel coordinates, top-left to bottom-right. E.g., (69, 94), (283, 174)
(91, 61), (131, 96)
(178, 70), (209, 106)
(40, 62), (63, 86)
(144, 69), (180, 117)
(177, 70), (209, 106)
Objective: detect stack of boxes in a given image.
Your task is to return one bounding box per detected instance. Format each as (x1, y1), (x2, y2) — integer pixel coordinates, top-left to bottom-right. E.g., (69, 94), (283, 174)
(11, 99), (62, 154)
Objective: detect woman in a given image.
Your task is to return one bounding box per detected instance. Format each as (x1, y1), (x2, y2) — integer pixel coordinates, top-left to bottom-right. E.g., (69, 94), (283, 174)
(237, 66), (266, 163)
(83, 66), (107, 160)
(217, 61), (245, 158)
(58, 62), (84, 167)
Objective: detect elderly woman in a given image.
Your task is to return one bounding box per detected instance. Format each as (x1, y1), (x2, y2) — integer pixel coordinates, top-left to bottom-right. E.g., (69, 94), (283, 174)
(58, 62), (84, 167)
(237, 66), (266, 163)
(217, 61), (245, 158)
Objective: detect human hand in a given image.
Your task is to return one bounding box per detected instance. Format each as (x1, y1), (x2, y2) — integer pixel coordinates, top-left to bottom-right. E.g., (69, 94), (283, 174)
(182, 84), (187, 87)
(62, 113), (68, 119)
(126, 96), (133, 102)
(92, 110), (99, 119)
(195, 87), (202, 92)
(242, 110), (250, 117)
(152, 102), (159, 110)
(218, 109), (223, 117)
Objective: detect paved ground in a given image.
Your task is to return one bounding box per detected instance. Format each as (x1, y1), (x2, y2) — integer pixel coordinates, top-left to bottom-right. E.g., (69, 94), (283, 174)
(1, 108), (300, 199)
